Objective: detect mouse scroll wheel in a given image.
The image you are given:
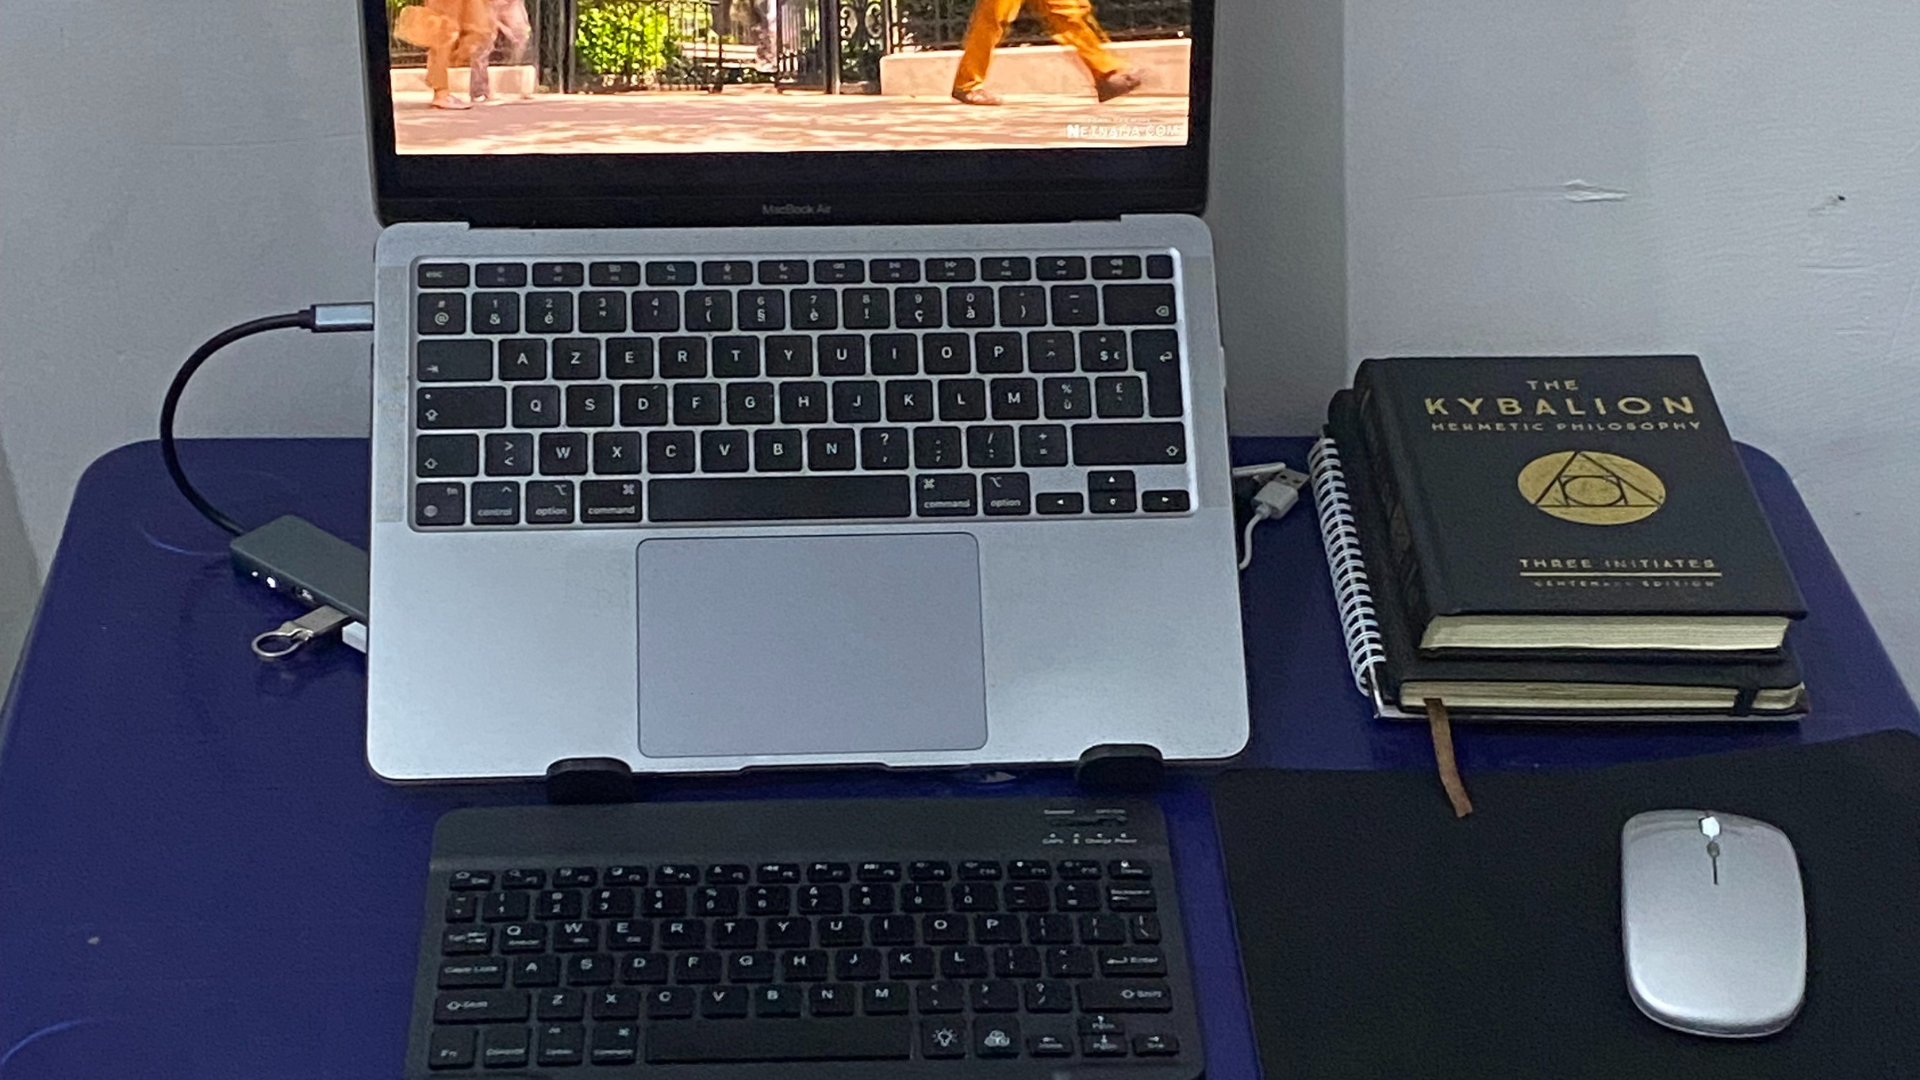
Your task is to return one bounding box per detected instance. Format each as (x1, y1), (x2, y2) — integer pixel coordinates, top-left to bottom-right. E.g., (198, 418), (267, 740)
(1699, 815), (1721, 839)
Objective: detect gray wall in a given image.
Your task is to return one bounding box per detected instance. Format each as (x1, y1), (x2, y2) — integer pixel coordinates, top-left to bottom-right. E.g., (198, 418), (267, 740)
(1344, 0), (1920, 691)
(1209, 0), (1348, 433)
(0, 0), (382, 556)
(0, 0), (1915, 694)
(0, 440), (40, 699)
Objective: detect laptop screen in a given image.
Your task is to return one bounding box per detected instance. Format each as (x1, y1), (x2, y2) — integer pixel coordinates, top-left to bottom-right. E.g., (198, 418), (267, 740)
(362, 0), (1211, 224)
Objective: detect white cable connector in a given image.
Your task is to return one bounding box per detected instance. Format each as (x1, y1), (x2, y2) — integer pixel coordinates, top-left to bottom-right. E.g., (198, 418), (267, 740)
(306, 303), (376, 333)
(1236, 465), (1309, 570)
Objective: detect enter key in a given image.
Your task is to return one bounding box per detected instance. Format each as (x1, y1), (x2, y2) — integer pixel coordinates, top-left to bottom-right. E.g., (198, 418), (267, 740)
(1097, 946), (1167, 977)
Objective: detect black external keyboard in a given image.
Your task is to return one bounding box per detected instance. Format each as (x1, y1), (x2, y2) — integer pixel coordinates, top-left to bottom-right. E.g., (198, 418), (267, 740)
(408, 253), (1196, 528)
(408, 798), (1201, 1078)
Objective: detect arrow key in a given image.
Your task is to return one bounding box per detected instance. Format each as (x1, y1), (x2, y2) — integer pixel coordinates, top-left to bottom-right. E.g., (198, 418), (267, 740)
(1028, 1031), (1073, 1057)
(1132, 1033), (1180, 1056)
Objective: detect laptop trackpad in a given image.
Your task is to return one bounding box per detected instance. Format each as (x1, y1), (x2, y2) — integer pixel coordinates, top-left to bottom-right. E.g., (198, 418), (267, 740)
(635, 533), (988, 759)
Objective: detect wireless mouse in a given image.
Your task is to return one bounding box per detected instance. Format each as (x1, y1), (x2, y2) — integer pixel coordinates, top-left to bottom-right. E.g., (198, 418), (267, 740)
(1620, 810), (1807, 1038)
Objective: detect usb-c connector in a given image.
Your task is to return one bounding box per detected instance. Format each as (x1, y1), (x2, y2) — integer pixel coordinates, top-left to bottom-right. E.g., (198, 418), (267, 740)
(306, 303), (376, 333)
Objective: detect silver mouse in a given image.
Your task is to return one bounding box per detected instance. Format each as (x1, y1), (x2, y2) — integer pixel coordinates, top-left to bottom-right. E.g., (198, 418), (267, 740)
(1621, 809), (1807, 1038)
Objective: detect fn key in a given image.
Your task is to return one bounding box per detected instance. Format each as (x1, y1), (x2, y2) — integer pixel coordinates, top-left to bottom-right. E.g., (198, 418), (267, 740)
(415, 483), (465, 526)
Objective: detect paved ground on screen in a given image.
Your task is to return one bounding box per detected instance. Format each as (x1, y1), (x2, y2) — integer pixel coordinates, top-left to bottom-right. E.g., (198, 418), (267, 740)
(393, 86), (1189, 154)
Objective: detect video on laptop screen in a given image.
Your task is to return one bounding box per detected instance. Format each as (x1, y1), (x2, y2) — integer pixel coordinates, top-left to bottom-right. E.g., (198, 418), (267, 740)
(387, 0), (1192, 154)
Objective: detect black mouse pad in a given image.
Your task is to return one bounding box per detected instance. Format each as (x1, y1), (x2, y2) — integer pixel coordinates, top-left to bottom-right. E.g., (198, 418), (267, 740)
(1213, 731), (1920, 1079)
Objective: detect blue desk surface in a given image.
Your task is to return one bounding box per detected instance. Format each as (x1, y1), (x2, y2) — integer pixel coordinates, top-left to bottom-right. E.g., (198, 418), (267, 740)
(1, 437), (1912, 1079)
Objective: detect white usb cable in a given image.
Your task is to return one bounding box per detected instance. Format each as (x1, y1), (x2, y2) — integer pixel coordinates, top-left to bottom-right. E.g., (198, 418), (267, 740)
(1232, 463), (1309, 570)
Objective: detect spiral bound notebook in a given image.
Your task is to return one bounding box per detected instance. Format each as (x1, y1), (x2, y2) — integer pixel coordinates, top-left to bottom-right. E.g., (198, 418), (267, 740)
(1309, 435), (1390, 702)
(1312, 393), (1807, 721)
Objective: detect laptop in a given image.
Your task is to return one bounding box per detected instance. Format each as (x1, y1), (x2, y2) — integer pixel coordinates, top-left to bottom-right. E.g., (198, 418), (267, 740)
(357, 0), (1248, 780)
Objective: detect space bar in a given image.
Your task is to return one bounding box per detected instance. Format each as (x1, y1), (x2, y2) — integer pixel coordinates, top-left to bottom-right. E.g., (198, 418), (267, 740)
(647, 1020), (913, 1063)
(649, 476), (912, 522)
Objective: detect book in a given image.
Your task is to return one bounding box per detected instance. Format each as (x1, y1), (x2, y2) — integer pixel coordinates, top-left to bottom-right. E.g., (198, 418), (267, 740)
(1320, 390), (1807, 717)
(1352, 355), (1806, 654)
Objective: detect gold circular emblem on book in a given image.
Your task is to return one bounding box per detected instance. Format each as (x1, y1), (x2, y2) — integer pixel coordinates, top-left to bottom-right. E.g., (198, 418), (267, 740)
(1517, 451), (1666, 525)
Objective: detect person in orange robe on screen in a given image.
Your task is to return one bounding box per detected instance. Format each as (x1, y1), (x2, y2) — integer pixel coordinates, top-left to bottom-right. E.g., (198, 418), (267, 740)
(951, 0), (1142, 106)
(423, 0), (496, 110)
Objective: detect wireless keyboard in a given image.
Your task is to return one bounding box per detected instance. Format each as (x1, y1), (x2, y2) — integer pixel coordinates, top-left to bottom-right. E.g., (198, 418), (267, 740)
(408, 797), (1201, 1078)
(408, 253), (1195, 528)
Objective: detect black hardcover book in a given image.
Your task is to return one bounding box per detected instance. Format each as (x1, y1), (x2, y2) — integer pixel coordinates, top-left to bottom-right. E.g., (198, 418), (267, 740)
(1353, 356), (1806, 655)
(1328, 391), (1806, 716)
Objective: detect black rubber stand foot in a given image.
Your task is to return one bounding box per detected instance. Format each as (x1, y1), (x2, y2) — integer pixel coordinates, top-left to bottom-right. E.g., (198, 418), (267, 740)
(545, 757), (636, 805)
(1074, 744), (1166, 793)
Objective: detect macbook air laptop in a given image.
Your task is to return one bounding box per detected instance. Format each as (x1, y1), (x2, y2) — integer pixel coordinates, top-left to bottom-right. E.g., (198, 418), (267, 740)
(357, 0), (1248, 779)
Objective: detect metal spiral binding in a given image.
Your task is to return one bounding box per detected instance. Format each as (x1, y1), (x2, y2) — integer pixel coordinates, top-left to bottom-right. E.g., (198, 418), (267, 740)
(1310, 436), (1385, 695)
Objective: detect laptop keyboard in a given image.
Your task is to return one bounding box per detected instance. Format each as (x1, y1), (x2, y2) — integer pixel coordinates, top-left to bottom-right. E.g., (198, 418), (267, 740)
(410, 798), (1200, 1076)
(408, 254), (1195, 528)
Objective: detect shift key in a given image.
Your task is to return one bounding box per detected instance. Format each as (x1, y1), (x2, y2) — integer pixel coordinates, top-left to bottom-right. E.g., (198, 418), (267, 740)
(1071, 423), (1187, 466)
(1076, 981), (1173, 1013)
(433, 989), (528, 1024)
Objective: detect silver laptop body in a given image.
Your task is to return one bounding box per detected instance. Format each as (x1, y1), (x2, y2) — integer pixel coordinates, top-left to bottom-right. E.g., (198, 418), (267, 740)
(358, 3), (1247, 780)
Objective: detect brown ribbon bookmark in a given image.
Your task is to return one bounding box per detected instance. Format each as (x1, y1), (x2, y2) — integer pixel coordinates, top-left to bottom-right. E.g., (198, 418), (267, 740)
(1424, 698), (1474, 818)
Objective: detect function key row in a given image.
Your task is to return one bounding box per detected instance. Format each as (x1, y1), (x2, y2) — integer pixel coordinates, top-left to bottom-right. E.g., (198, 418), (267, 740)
(450, 860), (1118, 891)
(418, 256), (1175, 291)
(446, 886), (1151, 925)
